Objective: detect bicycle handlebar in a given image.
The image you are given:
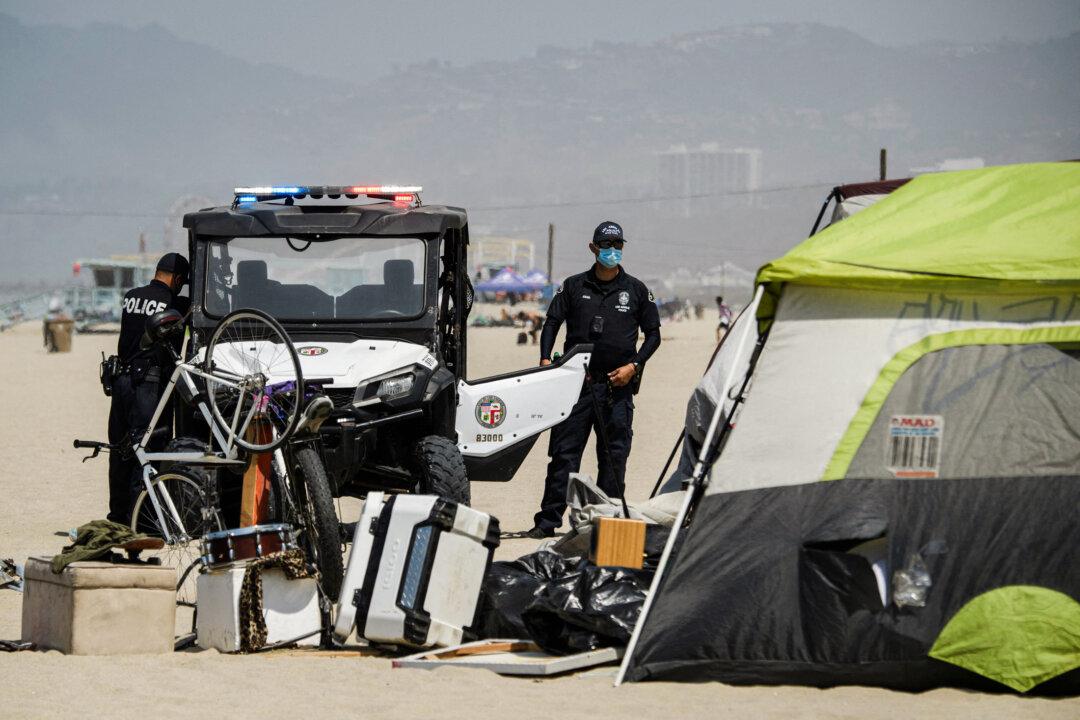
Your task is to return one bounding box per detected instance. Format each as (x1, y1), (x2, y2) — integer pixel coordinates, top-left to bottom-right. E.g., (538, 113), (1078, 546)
(73, 439), (115, 462)
(73, 439), (112, 450)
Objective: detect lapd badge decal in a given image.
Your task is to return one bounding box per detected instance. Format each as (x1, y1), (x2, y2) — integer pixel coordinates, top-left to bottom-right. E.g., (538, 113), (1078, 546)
(475, 395), (506, 428)
(618, 291), (630, 306)
(297, 346), (328, 357)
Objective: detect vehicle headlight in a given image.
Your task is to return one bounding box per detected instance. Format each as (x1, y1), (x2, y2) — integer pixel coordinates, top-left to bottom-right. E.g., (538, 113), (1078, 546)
(351, 365), (423, 407)
(376, 373), (414, 400)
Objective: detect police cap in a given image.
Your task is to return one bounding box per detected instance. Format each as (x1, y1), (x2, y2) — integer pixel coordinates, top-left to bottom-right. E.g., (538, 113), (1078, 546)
(156, 253), (189, 282)
(592, 221), (626, 244)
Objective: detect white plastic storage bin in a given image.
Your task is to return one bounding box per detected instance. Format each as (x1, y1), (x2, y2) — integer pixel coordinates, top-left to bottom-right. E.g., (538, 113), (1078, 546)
(196, 566), (321, 652)
(333, 493), (499, 648)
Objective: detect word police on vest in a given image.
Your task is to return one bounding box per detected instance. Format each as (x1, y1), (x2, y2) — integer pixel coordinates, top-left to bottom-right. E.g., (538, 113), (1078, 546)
(122, 297), (169, 316)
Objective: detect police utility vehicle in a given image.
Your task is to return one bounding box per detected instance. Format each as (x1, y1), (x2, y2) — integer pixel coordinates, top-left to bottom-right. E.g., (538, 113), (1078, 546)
(182, 186), (589, 506)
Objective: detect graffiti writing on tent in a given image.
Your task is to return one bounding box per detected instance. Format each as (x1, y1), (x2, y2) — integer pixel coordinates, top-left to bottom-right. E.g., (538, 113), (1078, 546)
(885, 292), (1080, 353)
(895, 293), (1080, 323)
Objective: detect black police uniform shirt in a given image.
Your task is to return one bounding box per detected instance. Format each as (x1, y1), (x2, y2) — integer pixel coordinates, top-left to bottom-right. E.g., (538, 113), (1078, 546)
(117, 279), (191, 363)
(544, 267), (661, 376)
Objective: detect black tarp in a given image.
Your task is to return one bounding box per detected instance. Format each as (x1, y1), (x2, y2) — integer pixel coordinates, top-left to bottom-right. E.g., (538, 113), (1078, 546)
(625, 475), (1080, 693)
(478, 551), (651, 654)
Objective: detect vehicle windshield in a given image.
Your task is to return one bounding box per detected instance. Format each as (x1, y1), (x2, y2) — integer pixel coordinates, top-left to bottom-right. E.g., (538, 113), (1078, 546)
(203, 236), (426, 321)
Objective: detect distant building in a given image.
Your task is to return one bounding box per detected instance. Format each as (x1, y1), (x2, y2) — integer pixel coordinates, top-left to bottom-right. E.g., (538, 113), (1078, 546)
(909, 157), (985, 175)
(657, 144), (763, 216)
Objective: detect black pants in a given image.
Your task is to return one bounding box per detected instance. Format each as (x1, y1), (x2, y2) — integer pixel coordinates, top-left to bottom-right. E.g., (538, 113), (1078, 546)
(534, 380), (634, 532)
(106, 372), (165, 523)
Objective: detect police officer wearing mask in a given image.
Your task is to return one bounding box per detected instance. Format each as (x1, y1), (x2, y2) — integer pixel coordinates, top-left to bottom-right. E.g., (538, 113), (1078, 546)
(106, 253), (191, 522)
(528, 221), (661, 537)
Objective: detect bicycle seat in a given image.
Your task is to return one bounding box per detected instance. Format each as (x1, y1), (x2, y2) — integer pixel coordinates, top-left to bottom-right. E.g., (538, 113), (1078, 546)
(140, 309), (184, 349)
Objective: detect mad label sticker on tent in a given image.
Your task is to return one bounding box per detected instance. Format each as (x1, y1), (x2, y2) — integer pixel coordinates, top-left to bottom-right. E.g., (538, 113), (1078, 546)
(886, 415), (943, 478)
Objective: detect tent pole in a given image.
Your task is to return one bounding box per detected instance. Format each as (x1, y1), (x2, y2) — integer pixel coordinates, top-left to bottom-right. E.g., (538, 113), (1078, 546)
(809, 187), (839, 237)
(615, 283), (765, 687)
(647, 294), (759, 499)
(648, 428), (684, 498)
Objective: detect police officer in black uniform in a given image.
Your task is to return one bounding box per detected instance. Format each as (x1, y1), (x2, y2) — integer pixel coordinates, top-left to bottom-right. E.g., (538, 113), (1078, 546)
(106, 253), (191, 522)
(528, 221), (661, 537)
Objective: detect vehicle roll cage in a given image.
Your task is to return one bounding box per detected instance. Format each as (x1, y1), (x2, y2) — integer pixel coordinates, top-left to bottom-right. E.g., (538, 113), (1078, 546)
(184, 199), (471, 378)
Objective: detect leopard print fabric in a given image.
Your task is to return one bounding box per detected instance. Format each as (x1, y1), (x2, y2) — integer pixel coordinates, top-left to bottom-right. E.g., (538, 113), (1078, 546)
(237, 548), (318, 652)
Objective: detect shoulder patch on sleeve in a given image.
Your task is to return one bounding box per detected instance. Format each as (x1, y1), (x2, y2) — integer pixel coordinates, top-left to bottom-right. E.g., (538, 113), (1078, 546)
(555, 284), (563, 294)
(647, 289), (655, 302)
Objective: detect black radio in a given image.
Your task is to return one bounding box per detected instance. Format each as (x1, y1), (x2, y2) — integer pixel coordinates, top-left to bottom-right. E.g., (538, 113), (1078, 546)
(99, 353), (119, 397)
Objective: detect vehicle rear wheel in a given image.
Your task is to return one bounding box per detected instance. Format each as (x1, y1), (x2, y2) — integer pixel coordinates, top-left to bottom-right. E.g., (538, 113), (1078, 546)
(414, 435), (471, 506)
(292, 445), (344, 599)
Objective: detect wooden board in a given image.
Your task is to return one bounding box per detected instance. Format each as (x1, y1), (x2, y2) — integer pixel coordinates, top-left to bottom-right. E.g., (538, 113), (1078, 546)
(240, 421), (272, 527)
(265, 647), (384, 659)
(393, 639), (623, 676)
(590, 517), (646, 569)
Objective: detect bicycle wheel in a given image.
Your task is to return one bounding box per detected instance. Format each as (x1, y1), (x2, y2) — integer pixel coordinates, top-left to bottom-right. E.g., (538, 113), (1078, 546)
(205, 308), (303, 453)
(290, 445), (344, 599)
(131, 470), (223, 606)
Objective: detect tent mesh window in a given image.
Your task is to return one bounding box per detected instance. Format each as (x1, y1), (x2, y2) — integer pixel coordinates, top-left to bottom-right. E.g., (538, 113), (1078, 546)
(846, 343), (1080, 479)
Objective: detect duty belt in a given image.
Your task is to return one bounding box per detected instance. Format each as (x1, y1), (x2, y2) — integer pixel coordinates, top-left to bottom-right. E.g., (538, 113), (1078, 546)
(116, 360), (159, 378)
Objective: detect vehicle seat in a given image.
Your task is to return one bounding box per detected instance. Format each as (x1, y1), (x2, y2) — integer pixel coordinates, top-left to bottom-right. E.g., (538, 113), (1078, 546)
(235, 260), (273, 312)
(383, 259), (421, 315)
(336, 283), (379, 317)
(279, 284), (334, 318)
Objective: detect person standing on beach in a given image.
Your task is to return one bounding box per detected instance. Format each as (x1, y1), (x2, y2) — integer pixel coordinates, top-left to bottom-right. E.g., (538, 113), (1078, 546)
(106, 253), (190, 523)
(715, 295), (733, 343)
(527, 221), (661, 538)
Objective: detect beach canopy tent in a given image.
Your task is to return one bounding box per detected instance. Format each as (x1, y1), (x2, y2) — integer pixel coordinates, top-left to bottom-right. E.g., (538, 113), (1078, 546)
(475, 267), (533, 293)
(622, 163), (1080, 693)
(522, 269), (550, 288)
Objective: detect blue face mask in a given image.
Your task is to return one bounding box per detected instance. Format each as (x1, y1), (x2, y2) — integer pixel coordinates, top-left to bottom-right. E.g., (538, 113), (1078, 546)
(597, 247), (622, 268)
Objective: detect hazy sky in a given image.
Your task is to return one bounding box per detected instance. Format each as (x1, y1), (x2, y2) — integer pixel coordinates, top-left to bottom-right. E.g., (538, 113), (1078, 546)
(4, 0), (1079, 82)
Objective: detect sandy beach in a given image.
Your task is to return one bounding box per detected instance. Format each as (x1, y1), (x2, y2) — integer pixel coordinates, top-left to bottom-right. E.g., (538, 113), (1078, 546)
(0, 314), (1073, 719)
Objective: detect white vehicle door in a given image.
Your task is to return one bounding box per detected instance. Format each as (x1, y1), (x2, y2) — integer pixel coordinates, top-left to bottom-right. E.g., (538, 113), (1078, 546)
(456, 345), (591, 481)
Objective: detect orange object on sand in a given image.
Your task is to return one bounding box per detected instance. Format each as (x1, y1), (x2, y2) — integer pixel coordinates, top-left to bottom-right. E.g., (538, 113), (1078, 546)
(240, 420), (273, 526)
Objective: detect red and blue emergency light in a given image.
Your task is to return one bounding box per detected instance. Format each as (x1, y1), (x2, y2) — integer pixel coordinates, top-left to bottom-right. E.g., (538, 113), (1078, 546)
(233, 185), (422, 206)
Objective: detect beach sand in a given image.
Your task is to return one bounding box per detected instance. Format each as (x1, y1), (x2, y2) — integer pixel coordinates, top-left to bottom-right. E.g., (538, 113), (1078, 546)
(0, 315), (1072, 718)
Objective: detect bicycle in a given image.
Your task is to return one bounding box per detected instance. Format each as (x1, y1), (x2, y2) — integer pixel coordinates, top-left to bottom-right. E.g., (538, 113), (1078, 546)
(75, 307), (308, 603)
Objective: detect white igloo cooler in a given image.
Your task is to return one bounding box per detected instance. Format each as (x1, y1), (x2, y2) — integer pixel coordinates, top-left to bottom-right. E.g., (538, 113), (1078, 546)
(333, 492), (499, 648)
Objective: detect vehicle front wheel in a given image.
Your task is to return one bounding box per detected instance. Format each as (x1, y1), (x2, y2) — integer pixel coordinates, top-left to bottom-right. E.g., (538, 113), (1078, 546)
(414, 435), (471, 506)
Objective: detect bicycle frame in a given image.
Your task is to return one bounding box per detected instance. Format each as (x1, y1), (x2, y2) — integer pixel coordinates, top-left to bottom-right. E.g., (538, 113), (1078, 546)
(132, 357), (257, 544)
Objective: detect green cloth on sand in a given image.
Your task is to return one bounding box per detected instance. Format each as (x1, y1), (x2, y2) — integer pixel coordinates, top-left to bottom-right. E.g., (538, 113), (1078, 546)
(51, 519), (148, 573)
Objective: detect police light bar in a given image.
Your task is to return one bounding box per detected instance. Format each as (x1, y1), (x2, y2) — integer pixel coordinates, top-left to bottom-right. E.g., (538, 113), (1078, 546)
(234, 186), (306, 195)
(233, 185), (422, 201)
(346, 185), (422, 195)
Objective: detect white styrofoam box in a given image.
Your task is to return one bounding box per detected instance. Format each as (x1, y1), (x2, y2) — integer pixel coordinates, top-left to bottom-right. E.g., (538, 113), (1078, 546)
(333, 493), (499, 648)
(196, 566), (321, 652)
(333, 492), (386, 643)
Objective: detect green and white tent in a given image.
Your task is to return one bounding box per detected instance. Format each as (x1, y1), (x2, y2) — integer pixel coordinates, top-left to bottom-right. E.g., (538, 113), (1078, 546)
(622, 162), (1080, 692)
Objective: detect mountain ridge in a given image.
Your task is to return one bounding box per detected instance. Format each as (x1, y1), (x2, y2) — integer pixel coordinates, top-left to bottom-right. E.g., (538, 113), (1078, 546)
(1, 14), (1077, 281)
